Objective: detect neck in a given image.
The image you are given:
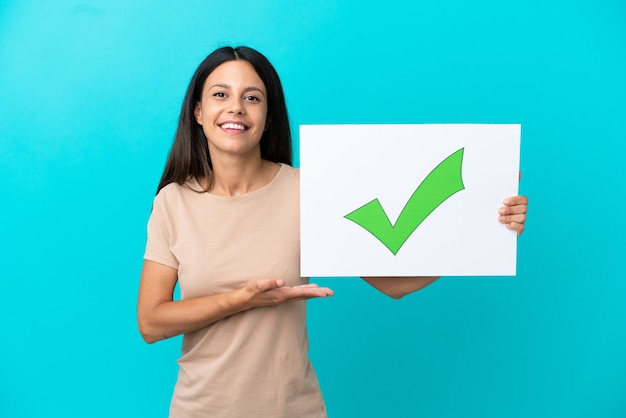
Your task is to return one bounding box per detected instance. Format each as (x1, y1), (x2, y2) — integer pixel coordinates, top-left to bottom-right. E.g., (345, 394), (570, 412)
(207, 155), (279, 196)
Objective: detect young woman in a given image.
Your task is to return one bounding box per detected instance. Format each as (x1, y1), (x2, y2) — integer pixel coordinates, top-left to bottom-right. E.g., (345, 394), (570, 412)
(137, 46), (528, 418)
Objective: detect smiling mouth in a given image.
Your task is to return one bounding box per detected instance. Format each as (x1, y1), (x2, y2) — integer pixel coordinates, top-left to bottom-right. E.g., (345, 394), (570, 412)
(219, 122), (249, 131)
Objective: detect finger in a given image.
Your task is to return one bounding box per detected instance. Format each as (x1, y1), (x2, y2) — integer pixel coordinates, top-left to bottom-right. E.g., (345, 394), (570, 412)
(289, 286), (334, 299)
(498, 213), (526, 225)
(503, 195), (528, 206)
(313, 287), (334, 297)
(292, 283), (320, 289)
(254, 278), (285, 293)
(505, 222), (525, 236)
(498, 205), (528, 216)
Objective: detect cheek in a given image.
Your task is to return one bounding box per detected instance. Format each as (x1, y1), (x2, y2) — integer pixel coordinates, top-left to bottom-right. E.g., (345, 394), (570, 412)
(197, 106), (217, 126)
(260, 107), (269, 129)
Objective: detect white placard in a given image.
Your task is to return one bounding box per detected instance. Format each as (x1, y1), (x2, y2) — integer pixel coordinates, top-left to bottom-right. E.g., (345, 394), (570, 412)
(300, 124), (521, 277)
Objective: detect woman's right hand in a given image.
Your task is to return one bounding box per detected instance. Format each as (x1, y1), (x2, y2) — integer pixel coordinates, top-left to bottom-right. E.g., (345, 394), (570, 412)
(240, 278), (333, 308)
(138, 260), (332, 344)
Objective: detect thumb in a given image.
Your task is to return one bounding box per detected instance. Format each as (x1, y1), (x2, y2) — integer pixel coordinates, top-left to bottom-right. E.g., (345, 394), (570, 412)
(256, 278), (285, 292)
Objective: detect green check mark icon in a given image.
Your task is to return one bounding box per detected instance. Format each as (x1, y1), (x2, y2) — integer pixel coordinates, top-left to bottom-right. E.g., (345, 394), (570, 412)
(344, 148), (465, 255)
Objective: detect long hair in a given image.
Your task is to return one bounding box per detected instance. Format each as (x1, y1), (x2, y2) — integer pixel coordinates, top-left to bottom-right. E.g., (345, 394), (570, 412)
(156, 46), (292, 194)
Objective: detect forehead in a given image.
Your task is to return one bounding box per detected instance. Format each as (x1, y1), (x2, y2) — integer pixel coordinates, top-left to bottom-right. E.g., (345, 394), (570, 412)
(204, 60), (266, 91)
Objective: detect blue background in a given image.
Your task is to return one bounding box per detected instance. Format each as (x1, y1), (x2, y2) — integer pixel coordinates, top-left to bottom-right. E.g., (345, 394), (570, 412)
(1, 1), (625, 417)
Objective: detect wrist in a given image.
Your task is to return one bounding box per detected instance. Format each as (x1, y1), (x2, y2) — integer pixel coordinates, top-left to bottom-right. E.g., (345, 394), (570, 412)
(224, 287), (253, 313)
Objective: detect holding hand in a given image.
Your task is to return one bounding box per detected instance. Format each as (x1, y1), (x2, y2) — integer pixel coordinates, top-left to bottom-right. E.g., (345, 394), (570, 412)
(498, 195), (528, 236)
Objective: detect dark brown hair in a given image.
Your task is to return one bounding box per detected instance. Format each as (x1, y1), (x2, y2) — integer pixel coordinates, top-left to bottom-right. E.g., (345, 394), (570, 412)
(156, 46), (292, 194)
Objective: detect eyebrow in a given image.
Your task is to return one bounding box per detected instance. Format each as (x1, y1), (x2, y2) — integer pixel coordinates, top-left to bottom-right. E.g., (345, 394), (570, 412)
(209, 83), (266, 96)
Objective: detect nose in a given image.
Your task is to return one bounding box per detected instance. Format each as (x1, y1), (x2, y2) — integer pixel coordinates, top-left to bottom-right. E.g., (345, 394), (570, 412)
(228, 97), (245, 115)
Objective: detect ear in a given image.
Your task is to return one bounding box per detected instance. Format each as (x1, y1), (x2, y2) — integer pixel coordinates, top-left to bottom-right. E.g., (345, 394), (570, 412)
(264, 117), (271, 131)
(194, 102), (203, 125)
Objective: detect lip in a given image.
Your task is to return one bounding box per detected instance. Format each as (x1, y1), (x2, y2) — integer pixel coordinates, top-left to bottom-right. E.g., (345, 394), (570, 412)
(218, 120), (249, 131)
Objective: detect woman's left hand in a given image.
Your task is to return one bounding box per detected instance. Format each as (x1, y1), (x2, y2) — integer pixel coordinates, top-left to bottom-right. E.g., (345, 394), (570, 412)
(498, 195), (528, 236)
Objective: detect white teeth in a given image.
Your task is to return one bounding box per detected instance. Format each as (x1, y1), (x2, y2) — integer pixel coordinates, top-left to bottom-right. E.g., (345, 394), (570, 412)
(221, 122), (246, 130)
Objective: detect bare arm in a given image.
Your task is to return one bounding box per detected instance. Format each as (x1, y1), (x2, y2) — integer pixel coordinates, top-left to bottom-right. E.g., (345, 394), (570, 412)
(363, 194), (529, 299)
(362, 276), (440, 299)
(137, 260), (333, 344)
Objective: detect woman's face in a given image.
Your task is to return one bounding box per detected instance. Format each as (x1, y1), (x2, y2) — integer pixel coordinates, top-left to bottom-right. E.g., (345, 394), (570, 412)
(194, 60), (268, 161)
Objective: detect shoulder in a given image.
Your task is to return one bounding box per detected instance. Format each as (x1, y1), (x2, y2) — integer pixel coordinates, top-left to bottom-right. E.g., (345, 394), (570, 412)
(154, 179), (201, 207)
(275, 163), (299, 192)
(278, 163), (299, 181)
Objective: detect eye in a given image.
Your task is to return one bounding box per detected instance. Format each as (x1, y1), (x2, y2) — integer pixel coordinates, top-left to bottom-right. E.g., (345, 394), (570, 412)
(212, 92), (226, 98)
(244, 95), (260, 102)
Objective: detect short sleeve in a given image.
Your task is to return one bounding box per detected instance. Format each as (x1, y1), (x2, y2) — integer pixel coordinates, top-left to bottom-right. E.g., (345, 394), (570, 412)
(144, 198), (179, 270)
